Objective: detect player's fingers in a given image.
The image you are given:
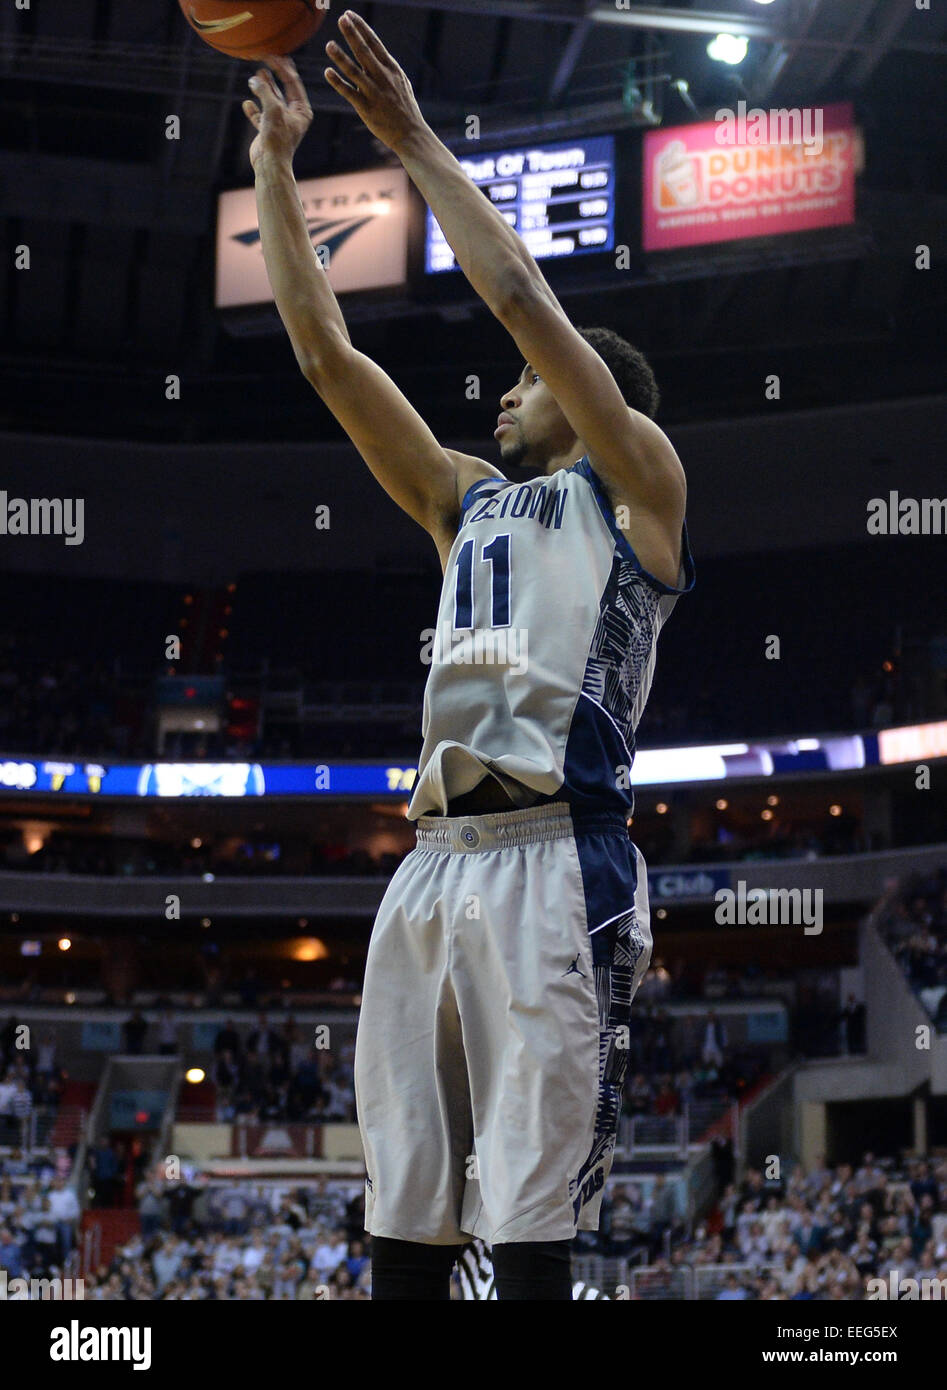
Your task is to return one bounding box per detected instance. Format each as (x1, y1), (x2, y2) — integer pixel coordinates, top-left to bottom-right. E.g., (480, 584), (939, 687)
(325, 39), (368, 90)
(324, 65), (363, 106)
(339, 11), (395, 71)
(249, 68), (282, 110)
(267, 54), (310, 108)
(242, 99), (262, 128)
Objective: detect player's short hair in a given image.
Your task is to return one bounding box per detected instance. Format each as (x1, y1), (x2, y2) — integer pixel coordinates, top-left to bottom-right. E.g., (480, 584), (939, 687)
(575, 326), (660, 419)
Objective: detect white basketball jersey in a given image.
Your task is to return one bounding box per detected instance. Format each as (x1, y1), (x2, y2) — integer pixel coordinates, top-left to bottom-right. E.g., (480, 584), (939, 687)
(407, 455), (694, 820)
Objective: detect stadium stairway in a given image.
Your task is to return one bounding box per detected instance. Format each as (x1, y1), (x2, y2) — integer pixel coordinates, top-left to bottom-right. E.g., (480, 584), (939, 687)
(49, 1080), (97, 1149)
(79, 1208), (140, 1275)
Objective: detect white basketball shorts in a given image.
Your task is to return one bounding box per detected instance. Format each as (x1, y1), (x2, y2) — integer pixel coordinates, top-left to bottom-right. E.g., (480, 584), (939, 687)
(354, 800), (652, 1245)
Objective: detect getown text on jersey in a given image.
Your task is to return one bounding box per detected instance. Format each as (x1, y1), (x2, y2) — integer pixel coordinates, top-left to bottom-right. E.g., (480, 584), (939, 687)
(466, 482), (569, 531)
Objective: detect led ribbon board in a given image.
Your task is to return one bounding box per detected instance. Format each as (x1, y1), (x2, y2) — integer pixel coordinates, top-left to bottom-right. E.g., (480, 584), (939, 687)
(1, 723), (942, 797)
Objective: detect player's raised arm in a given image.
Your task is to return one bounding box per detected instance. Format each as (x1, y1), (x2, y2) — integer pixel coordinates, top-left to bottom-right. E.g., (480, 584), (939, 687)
(325, 11), (685, 573)
(242, 57), (498, 545)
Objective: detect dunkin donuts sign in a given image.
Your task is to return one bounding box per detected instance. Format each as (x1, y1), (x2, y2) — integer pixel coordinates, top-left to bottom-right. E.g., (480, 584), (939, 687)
(642, 102), (857, 252)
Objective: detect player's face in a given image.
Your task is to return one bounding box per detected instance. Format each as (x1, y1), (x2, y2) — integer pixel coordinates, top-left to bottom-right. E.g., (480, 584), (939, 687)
(496, 362), (576, 470)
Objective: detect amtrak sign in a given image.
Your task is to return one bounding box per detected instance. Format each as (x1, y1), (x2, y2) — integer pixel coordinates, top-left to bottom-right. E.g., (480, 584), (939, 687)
(216, 166), (411, 308)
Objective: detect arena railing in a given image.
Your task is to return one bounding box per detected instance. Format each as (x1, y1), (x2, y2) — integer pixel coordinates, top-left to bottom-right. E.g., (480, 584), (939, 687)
(621, 1263), (784, 1300)
(0, 1104), (85, 1155)
(4, 842), (945, 917)
(616, 1097), (738, 1158)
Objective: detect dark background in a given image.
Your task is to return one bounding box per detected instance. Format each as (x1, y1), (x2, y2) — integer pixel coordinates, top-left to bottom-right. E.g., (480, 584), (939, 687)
(0, 0), (944, 741)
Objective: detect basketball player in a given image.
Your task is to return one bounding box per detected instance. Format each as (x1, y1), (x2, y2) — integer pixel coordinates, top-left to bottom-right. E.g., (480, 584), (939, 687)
(243, 11), (693, 1300)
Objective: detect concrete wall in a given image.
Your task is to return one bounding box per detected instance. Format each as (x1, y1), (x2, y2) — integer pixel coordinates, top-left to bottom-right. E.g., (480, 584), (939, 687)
(2, 393), (944, 581)
(170, 1121), (363, 1164)
(794, 917), (947, 1104)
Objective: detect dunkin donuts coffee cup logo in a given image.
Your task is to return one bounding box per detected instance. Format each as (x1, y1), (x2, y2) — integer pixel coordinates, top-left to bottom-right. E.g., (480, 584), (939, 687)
(655, 140), (702, 210)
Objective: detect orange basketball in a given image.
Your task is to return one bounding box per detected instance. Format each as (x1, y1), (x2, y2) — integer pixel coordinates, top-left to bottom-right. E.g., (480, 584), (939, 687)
(178, 1), (328, 59)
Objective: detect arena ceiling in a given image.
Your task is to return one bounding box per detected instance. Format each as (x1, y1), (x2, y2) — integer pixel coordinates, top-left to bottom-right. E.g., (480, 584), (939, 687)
(0, 0), (944, 442)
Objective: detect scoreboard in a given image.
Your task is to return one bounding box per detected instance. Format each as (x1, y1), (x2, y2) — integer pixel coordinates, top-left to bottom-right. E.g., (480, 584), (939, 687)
(425, 134), (616, 273)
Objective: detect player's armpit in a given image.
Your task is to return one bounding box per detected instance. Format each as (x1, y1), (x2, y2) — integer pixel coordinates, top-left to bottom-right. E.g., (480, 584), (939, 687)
(304, 342), (470, 540)
(443, 449), (506, 521)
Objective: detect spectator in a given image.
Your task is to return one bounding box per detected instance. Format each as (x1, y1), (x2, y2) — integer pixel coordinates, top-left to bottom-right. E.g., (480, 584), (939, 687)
(839, 994), (867, 1054)
(46, 1176), (80, 1257)
(214, 1019), (242, 1059)
(137, 1180), (166, 1239)
(605, 1183), (642, 1256)
(701, 1010), (727, 1069)
(90, 1140), (120, 1208)
(36, 1031), (58, 1079)
(157, 1009), (178, 1057)
(344, 1237), (369, 1284)
(0, 1068), (18, 1116)
(247, 1014), (285, 1066)
(123, 1011), (148, 1055)
(311, 1227), (347, 1282)
(152, 1235), (185, 1291)
(0, 1225), (24, 1279)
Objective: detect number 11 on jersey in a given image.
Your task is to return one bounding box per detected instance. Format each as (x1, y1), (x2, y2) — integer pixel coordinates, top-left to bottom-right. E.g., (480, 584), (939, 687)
(454, 533), (511, 630)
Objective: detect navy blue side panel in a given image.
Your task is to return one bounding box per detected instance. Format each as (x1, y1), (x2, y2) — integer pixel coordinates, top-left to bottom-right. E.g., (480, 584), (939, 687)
(568, 827), (648, 1225)
(563, 549), (662, 814)
(562, 687), (635, 814)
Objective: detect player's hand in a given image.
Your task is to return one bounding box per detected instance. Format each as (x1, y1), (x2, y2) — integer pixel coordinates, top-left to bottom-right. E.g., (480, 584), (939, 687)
(243, 55), (313, 171)
(324, 10), (426, 152)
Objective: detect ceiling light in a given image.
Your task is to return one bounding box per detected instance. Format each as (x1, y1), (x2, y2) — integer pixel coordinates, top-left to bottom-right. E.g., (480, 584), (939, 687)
(708, 33), (749, 64)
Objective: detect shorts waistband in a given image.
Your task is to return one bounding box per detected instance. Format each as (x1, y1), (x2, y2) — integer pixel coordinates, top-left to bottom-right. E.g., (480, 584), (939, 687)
(414, 801), (628, 854)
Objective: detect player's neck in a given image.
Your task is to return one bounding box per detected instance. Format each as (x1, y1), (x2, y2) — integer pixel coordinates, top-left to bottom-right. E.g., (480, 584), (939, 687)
(539, 438), (586, 475)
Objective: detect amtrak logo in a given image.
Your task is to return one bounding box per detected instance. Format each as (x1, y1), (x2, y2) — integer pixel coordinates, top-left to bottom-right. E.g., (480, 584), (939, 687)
(218, 172), (407, 306)
(189, 9), (254, 33)
(232, 196), (394, 263)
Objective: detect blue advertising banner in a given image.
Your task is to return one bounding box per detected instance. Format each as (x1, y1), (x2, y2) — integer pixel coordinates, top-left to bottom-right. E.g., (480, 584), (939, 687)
(647, 868), (731, 901)
(80, 1021), (122, 1051)
(745, 1010), (789, 1044)
(191, 1022), (221, 1052)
